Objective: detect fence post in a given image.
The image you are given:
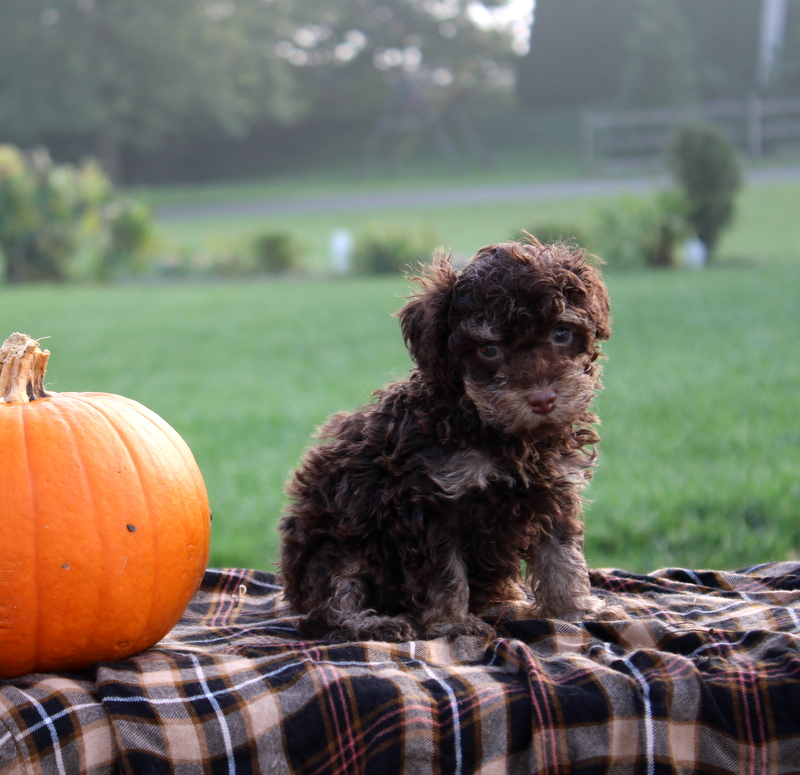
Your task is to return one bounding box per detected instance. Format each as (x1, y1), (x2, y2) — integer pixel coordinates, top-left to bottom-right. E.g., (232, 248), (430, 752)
(580, 109), (595, 174)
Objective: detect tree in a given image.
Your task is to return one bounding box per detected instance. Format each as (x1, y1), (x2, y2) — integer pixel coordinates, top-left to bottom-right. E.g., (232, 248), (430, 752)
(772, 0), (800, 96)
(516, 0), (637, 109)
(617, 0), (699, 108)
(682, 0), (761, 101)
(518, 0), (766, 110)
(270, 0), (524, 124)
(0, 0), (302, 182)
(0, 0), (524, 182)
(668, 123), (742, 260)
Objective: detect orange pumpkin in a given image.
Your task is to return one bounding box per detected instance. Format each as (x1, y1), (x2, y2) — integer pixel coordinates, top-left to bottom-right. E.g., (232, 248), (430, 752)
(0, 333), (211, 678)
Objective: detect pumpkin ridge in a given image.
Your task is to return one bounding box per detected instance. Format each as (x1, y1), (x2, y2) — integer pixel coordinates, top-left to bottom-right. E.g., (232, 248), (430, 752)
(100, 394), (211, 587)
(63, 394), (161, 650)
(10, 404), (38, 676)
(109, 396), (211, 542)
(38, 395), (106, 664)
(71, 393), (209, 644)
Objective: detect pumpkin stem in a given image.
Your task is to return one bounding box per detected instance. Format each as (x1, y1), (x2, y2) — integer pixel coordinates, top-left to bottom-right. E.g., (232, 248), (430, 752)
(0, 333), (52, 404)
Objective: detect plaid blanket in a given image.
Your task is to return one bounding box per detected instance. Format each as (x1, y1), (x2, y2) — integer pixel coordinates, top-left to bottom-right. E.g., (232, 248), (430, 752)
(3, 563), (800, 774)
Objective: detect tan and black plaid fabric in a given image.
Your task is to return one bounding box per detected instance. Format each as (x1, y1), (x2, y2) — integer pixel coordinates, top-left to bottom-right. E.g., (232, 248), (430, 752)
(4, 562), (800, 774)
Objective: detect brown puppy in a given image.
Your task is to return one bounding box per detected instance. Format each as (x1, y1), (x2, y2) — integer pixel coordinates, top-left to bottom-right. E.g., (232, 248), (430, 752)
(279, 238), (611, 641)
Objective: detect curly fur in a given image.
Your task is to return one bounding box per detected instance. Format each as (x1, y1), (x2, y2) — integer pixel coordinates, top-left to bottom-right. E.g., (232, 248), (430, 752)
(279, 238), (612, 642)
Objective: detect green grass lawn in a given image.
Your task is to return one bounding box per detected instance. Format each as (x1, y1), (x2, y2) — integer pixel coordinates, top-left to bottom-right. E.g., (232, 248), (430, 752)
(1, 262), (798, 574)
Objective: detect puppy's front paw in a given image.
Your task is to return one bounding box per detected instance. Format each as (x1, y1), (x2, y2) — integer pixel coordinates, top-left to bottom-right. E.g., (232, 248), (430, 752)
(299, 614), (418, 642)
(571, 596), (626, 622)
(339, 615), (417, 643)
(365, 618), (418, 642)
(524, 594), (621, 622)
(423, 615), (496, 640)
(588, 602), (626, 621)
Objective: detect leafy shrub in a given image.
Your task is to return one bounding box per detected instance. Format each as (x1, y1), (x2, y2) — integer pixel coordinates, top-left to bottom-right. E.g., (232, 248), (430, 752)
(152, 244), (252, 279)
(152, 234), (298, 280)
(352, 224), (437, 275)
(667, 123), (742, 260)
(0, 146), (82, 282)
(592, 190), (690, 269)
(100, 198), (154, 279)
(0, 145), (154, 282)
(252, 230), (302, 275)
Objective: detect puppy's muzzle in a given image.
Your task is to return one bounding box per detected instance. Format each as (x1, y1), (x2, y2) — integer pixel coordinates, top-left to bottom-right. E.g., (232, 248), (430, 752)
(527, 389), (557, 414)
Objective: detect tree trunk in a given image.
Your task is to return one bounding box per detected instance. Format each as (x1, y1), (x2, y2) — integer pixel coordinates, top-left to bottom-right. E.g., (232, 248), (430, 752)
(4, 247), (26, 284)
(95, 113), (122, 185)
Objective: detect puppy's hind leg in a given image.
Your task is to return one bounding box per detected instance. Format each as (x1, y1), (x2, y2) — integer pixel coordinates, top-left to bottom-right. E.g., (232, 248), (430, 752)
(299, 554), (417, 642)
(415, 549), (495, 639)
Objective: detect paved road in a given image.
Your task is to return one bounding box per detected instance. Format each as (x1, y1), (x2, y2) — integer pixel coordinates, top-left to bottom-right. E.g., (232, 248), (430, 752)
(156, 165), (800, 221)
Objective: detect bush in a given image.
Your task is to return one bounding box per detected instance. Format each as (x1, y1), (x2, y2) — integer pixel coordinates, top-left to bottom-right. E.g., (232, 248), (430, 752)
(252, 231), (302, 275)
(0, 145), (154, 282)
(352, 224), (437, 275)
(592, 190), (690, 269)
(100, 198), (154, 279)
(667, 123), (742, 260)
(0, 146), (82, 282)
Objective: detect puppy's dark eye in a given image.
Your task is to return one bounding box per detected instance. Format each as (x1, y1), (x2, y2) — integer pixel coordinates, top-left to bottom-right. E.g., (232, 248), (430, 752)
(478, 344), (501, 359)
(552, 328), (572, 345)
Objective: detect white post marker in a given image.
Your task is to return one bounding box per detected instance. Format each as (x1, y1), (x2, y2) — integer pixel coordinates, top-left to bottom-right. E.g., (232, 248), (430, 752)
(330, 228), (353, 275)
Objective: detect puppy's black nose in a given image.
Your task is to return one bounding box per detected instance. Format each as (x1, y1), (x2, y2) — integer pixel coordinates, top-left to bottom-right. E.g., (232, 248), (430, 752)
(527, 389), (557, 414)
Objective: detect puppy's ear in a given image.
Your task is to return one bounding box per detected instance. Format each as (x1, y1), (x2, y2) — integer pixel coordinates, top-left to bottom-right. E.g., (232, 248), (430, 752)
(563, 249), (611, 343)
(397, 249), (458, 382)
(582, 261), (611, 342)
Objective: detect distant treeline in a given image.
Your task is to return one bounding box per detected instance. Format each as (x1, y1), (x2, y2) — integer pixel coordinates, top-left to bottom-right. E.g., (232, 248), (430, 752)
(2, 0), (798, 185)
(519, 0), (800, 109)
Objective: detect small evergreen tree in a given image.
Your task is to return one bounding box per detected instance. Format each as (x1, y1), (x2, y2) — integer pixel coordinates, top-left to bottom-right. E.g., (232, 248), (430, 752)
(668, 123), (742, 260)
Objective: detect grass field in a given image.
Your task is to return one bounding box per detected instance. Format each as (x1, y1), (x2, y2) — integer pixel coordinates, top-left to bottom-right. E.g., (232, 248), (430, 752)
(1, 260), (798, 574)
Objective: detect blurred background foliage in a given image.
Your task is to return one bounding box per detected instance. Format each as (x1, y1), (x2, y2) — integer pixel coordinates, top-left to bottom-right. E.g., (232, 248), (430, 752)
(0, 0), (521, 183)
(1, 0), (796, 280)
(0, 144), (151, 282)
(0, 121), (751, 280)
(518, 0), (785, 110)
(0, 0), (797, 185)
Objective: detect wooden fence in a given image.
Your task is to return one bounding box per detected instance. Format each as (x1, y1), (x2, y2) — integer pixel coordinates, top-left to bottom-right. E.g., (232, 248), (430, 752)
(581, 95), (800, 172)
